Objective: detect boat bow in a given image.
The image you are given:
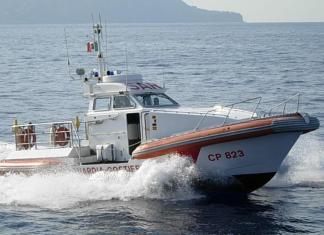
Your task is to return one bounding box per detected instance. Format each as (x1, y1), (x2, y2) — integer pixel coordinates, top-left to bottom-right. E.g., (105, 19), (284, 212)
(132, 113), (320, 161)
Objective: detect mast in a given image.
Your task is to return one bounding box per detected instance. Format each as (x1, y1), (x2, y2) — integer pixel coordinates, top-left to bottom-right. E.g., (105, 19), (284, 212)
(93, 23), (105, 78)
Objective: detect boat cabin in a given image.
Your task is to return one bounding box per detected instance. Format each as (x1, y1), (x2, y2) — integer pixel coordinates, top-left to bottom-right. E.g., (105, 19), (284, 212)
(84, 73), (180, 162)
(82, 72), (255, 163)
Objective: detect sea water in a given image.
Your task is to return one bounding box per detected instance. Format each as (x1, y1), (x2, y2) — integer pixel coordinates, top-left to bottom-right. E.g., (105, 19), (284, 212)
(0, 23), (323, 234)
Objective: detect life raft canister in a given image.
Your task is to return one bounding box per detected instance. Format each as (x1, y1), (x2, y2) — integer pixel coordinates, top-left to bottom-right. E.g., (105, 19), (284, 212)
(54, 127), (70, 146)
(19, 127), (37, 150)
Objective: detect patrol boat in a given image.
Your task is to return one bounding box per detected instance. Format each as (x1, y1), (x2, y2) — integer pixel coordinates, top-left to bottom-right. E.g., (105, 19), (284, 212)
(0, 23), (319, 193)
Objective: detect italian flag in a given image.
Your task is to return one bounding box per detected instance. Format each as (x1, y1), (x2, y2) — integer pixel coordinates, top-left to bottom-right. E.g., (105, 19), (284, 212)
(87, 41), (99, 53)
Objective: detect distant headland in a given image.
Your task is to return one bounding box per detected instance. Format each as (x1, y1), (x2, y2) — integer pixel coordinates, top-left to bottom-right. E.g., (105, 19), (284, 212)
(0, 0), (243, 24)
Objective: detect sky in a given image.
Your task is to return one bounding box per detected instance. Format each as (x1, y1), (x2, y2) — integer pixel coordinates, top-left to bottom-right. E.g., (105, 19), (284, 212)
(184, 0), (324, 22)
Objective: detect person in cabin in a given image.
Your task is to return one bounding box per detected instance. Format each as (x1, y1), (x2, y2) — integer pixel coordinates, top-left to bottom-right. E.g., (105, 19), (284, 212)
(143, 95), (152, 106)
(153, 97), (160, 106)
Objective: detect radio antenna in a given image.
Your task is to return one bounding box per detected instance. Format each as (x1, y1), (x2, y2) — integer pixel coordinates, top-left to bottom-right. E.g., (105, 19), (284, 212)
(98, 12), (107, 73)
(125, 44), (129, 92)
(105, 18), (108, 70)
(91, 14), (96, 44)
(64, 28), (75, 80)
(99, 13), (103, 40)
(162, 46), (166, 89)
(162, 67), (165, 89)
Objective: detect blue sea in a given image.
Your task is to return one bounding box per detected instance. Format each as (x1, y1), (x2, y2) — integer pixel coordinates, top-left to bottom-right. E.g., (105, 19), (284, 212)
(0, 23), (323, 234)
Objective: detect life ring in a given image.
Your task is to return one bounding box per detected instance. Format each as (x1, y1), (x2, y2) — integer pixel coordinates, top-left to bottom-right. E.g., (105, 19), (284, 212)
(55, 127), (70, 146)
(19, 128), (36, 150)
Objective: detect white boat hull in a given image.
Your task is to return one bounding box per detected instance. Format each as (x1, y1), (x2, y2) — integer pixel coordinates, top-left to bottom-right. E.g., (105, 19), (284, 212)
(197, 132), (299, 176)
(1, 114), (319, 193)
(194, 132), (300, 192)
(0, 132), (307, 193)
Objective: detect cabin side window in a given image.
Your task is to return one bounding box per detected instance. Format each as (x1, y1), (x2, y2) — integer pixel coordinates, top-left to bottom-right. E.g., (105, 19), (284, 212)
(113, 95), (136, 109)
(93, 97), (111, 111)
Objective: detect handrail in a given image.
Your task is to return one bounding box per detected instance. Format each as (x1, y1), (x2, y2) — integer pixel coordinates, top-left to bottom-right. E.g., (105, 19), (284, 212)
(267, 93), (301, 116)
(194, 97), (262, 131)
(194, 108), (226, 131)
(222, 97), (262, 126)
(12, 121), (74, 128)
(90, 131), (126, 137)
(150, 109), (220, 117)
(12, 120), (87, 152)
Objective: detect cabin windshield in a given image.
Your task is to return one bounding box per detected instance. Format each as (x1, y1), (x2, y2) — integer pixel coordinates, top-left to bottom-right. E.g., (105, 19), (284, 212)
(133, 93), (179, 107)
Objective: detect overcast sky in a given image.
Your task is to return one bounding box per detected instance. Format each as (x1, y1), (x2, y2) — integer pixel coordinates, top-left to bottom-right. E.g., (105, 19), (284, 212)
(184, 0), (324, 22)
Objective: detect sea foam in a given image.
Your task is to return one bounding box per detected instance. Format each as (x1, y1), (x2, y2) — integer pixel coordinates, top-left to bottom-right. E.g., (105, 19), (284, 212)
(0, 153), (201, 209)
(267, 133), (324, 187)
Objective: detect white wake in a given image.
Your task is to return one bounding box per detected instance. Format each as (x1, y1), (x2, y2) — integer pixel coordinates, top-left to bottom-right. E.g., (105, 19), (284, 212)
(0, 152), (201, 209)
(0, 141), (14, 160)
(267, 134), (324, 187)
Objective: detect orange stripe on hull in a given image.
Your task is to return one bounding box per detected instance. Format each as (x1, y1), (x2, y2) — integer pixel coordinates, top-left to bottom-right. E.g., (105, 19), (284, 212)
(138, 119), (273, 152)
(133, 114), (305, 161)
(133, 129), (273, 161)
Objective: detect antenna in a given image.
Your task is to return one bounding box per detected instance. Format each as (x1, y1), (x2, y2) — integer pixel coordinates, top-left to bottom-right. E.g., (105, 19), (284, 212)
(91, 14), (96, 67)
(162, 67), (165, 89)
(161, 46), (166, 89)
(125, 44), (128, 92)
(86, 15), (108, 81)
(105, 18), (108, 71)
(98, 12), (106, 73)
(91, 17), (105, 78)
(64, 28), (75, 80)
(99, 13), (104, 41)
(91, 14), (95, 41)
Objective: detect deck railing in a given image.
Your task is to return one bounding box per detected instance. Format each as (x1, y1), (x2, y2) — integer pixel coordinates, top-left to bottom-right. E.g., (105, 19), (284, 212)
(12, 121), (87, 154)
(266, 93), (301, 117)
(194, 94), (302, 131)
(194, 97), (262, 131)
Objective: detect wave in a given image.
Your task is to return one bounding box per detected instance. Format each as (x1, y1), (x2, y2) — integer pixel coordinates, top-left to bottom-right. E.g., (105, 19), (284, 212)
(267, 134), (324, 188)
(0, 141), (14, 160)
(0, 156), (202, 209)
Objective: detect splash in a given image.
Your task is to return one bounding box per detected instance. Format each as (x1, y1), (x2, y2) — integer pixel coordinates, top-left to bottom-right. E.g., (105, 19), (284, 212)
(0, 155), (202, 209)
(0, 141), (14, 160)
(267, 134), (324, 187)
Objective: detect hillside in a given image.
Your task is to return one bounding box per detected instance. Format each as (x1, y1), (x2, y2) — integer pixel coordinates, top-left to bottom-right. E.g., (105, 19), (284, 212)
(0, 0), (243, 24)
